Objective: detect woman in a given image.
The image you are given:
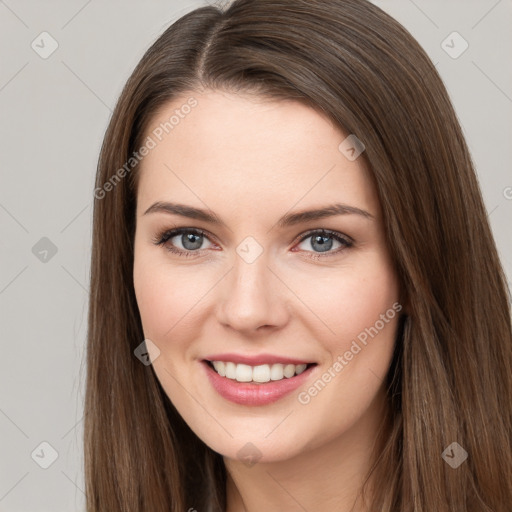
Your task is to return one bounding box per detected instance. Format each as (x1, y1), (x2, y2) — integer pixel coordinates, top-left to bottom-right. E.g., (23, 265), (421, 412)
(85, 0), (512, 510)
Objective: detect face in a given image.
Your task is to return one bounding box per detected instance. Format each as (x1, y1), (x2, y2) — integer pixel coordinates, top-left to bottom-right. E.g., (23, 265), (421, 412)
(133, 89), (401, 464)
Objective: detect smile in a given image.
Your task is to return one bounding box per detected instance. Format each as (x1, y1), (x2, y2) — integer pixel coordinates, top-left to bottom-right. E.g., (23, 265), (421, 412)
(201, 358), (318, 406)
(207, 360), (311, 383)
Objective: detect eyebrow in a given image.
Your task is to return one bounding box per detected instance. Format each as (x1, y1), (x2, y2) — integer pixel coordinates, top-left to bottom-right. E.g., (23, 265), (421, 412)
(143, 201), (374, 227)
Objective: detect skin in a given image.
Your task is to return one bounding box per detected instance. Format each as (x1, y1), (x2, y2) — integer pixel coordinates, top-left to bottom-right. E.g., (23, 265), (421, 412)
(133, 89), (402, 511)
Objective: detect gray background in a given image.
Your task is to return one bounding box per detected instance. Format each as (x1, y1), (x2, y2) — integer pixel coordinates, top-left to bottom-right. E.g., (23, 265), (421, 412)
(0, 0), (511, 510)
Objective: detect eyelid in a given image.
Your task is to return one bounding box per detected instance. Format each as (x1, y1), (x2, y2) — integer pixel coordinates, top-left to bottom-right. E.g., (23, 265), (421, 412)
(153, 226), (353, 258)
(152, 226), (217, 248)
(293, 228), (353, 246)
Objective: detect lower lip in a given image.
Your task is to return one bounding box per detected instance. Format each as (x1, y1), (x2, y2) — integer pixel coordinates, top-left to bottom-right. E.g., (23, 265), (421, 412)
(202, 361), (316, 406)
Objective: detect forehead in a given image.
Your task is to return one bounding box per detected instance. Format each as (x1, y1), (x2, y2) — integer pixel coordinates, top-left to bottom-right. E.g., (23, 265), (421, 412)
(136, 90), (378, 219)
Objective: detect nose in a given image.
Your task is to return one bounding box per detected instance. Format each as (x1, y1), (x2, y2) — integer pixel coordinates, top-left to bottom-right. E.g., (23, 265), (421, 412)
(215, 250), (290, 335)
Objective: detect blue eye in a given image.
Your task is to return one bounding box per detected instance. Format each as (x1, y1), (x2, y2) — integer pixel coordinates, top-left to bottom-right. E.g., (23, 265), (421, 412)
(153, 227), (353, 259)
(153, 227), (213, 257)
(294, 230), (353, 259)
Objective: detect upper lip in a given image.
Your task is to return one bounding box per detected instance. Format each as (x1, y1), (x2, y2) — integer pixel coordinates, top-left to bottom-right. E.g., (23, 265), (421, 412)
(203, 353), (315, 366)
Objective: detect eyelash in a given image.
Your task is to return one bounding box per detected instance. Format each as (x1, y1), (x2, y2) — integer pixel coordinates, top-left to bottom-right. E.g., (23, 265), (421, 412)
(152, 227), (353, 260)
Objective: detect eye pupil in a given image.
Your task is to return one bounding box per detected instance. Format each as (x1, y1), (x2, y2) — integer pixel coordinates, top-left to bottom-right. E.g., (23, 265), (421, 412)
(182, 232), (203, 250)
(311, 234), (333, 253)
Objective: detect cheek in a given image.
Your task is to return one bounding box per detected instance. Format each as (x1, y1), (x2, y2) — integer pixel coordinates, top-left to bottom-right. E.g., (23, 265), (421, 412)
(341, 271), (398, 345)
(289, 256), (400, 350)
(133, 249), (203, 341)
(133, 259), (167, 340)
(133, 253), (178, 359)
(289, 263), (400, 450)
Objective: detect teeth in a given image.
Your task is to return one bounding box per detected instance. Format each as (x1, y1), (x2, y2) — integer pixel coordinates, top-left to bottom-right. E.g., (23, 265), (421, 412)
(283, 364), (296, 378)
(253, 364), (271, 383)
(210, 361), (309, 383)
(225, 361), (236, 379)
(236, 364), (253, 382)
(270, 363), (284, 381)
(212, 361), (226, 377)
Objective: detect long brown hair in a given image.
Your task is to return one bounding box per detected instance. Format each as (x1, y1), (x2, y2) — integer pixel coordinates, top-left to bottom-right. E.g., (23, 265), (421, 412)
(85, 0), (512, 510)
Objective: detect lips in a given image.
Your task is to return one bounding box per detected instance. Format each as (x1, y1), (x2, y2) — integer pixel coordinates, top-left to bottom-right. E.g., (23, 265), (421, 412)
(201, 356), (318, 406)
